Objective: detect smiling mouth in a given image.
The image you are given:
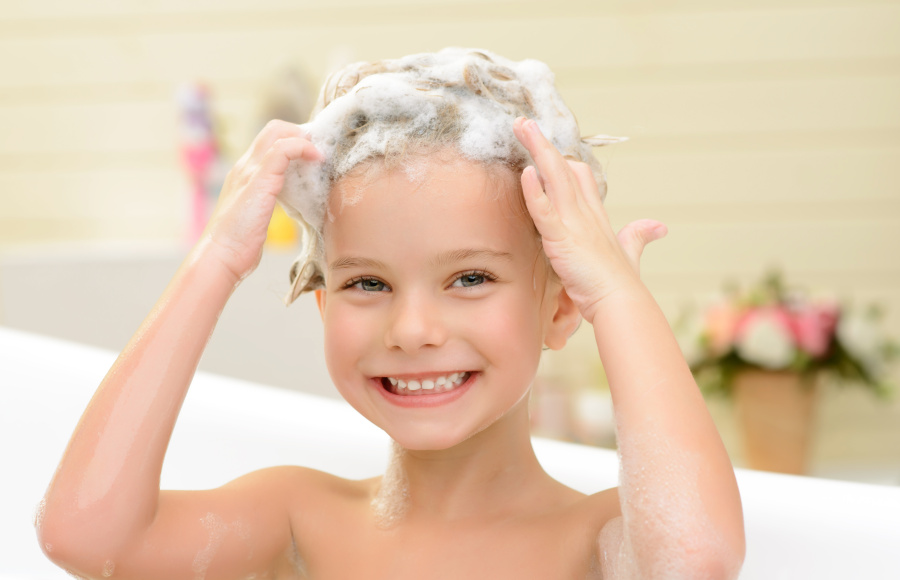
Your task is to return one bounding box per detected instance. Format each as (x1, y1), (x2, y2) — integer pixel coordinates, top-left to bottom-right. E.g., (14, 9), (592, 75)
(380, 372), (473, 396)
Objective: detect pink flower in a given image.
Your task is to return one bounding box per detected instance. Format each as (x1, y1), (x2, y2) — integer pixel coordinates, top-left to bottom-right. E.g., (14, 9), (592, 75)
(704, 302), (742, 355)
(734, 306), (797, 369)
(789, 303), (839, 358)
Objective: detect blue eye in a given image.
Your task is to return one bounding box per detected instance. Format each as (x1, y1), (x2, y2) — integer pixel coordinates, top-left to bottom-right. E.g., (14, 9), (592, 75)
(346, 277), (389, 292)
(459, 274), (485, 287)
(452, 271), (495, 288)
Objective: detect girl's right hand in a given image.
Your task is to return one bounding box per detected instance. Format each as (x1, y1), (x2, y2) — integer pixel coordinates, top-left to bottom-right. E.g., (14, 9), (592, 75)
(203, 120), (323, 282)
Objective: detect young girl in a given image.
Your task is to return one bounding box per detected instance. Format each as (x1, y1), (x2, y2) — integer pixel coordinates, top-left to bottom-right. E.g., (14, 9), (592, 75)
(37, 48), (744, 579)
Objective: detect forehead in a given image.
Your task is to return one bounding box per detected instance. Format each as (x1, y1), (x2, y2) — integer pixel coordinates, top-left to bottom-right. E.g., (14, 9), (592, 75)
(324, 155), (536, 258)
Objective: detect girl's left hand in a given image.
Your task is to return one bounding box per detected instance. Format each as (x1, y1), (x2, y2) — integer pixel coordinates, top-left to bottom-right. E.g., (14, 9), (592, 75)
(512, 116), (667, 323)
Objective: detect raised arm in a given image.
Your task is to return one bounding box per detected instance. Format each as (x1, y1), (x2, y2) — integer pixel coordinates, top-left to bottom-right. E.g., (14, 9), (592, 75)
(512, 117), (745, 579)
(36, 121), (323, 580)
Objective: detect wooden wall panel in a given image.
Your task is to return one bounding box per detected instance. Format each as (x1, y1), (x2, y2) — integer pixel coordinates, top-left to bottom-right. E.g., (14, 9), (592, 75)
(0, 169), (185, 217)
(2, 4), (898, 85)
(605, 149), (900, 205)
(0, 1), (898, 468)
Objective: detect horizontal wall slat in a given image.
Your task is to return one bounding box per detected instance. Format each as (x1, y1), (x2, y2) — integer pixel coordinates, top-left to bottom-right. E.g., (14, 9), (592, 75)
(3, 76), (898, 153)
(0, 150), (174, 172)
(0, 218), (183, 244)
(605, 148), (900, 205)
(605, 200), (900, 227)
(1, 5), (898, 85)
(640, 221), (900, 274)
(0, 102), (180, 153)
(1, 0), (883, 20)
(567, 77), (900, 137)
(0, 170), (186, 217)
(5, 57), (900, 108)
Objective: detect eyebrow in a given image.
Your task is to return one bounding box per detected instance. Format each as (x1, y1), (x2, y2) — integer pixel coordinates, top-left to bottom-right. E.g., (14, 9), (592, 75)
(431, 248), (514, 268)
(328, 248), (513, 271)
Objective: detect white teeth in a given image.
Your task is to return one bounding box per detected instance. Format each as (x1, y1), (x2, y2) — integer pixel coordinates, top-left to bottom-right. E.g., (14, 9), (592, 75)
(384, 372), (471, 395)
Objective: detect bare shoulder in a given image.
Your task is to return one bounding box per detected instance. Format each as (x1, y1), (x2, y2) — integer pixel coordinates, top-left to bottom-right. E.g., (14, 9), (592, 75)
(546, 482), (622, 546)
(216, 465), (377, 574)
(543, 479), (619, 520)
(257, 465), (377, 531)
(230, 464), (375, 510)
(526, 478), (622, 539)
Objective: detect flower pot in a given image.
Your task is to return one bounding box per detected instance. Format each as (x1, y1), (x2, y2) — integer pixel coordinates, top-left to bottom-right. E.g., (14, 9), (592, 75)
(732, 370), (819, 475)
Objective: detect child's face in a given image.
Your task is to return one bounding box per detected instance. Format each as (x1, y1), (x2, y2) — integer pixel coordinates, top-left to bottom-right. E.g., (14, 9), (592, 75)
(316, 153), (574, 450)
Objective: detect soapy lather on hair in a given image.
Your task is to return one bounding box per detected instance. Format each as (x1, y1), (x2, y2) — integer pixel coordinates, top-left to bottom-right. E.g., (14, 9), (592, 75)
(277, 47), (624, 302)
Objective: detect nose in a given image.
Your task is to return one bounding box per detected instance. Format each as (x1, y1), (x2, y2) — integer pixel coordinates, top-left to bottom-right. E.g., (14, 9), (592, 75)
(384, 291), (448, 352)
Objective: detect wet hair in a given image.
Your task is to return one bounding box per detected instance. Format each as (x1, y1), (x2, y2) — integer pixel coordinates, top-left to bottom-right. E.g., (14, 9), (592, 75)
(279, 47), (620, 303)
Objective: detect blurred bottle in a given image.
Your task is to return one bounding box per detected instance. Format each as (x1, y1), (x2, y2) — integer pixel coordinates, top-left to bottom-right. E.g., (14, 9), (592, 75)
(177, 83), (225, 244)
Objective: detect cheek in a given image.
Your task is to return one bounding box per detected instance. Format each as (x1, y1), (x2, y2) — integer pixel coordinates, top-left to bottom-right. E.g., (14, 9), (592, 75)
(471, 293), (545, 367)
(322, 304), (377, 373)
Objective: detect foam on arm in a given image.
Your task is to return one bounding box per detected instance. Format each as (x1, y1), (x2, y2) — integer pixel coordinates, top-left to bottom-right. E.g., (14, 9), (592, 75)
(593, 283), (745, 579)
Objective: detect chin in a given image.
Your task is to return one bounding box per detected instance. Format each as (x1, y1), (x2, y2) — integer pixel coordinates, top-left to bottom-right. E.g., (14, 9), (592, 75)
(387, 423), (480, 452)
(391, 414), (511, 452)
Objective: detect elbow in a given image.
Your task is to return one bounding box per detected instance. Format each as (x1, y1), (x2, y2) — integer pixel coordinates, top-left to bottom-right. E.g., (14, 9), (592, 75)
(35, 510), (78, 570)
(35, 502), (122, 576)
(35, 508), (90, 571)
(672, 524), (745, 580)
(717, 519), (746, 579)
(697, 555), (745, 580)
(34, 496), (66, 564)
(691, 540), (746, 580)
(700, 505), (746, 579)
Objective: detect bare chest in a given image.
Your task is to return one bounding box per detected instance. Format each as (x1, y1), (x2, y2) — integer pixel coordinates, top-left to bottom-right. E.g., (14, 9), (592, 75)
(296, 513), (603, 580)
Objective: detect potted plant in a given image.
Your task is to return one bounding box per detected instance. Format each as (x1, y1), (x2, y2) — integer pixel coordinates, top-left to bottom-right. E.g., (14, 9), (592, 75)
(677, 270), (897, 474)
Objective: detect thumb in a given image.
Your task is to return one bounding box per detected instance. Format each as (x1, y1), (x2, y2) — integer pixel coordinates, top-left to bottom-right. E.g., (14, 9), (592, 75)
(616, 219), (668, 277)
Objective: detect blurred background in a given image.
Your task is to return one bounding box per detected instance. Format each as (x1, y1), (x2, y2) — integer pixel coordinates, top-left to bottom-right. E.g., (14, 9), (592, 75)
(1, 0), (898, 484)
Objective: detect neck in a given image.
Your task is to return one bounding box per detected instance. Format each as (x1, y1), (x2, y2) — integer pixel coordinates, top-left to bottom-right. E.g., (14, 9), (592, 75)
(373, 396), (555, 524)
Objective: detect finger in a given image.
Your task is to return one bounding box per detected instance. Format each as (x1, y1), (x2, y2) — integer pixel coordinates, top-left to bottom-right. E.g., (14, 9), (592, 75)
(566, 160), (608, 221)
(242, 120), (315, 166)
(257, 137), (324, 183)
(521, 166), (567, 242)
(513, 117), (580, 213)
(616, 219), (668, 276)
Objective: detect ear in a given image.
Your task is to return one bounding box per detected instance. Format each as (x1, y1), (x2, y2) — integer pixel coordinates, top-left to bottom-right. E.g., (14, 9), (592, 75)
(315, 289), (327, 321)
(543, 285), (582, 351)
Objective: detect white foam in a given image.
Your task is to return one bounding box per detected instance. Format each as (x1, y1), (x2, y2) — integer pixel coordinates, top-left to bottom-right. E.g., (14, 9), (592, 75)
(192, 512), (249, 580)
(370, 441), (410, 529)
(278, 47), (609, 236)
(33, 497), (46, 530)
(599, 430), (742, 579)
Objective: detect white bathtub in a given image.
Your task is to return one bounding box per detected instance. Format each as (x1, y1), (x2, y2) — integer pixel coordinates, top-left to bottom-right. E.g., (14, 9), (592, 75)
(2, 326), (899, 579)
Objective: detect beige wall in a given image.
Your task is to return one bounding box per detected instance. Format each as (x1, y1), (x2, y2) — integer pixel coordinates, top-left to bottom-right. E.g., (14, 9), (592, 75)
(2, 1), (898, 301)
(1, 0), (899, 476)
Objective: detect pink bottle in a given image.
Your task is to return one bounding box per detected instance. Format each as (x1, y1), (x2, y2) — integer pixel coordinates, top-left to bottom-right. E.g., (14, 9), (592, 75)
(177, 84), (219, 244)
